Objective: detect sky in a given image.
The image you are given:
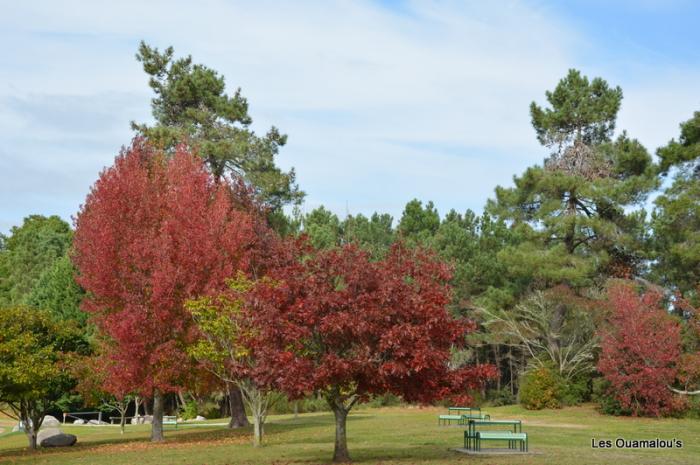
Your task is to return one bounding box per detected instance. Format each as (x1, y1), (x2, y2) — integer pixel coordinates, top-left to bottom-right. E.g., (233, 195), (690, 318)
(1, 0), (699, 234)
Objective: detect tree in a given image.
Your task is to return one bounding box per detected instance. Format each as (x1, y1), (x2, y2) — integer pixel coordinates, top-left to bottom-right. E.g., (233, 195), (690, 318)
(0, 215), (72, 306)
(652, 112), (700, 299)
(482, 287), (598, 381)
(248, 242), (496, 462)
(343, 212), (395, 259)
(302, 206), (343, 250)
(187, 273), (288, 446)
(132, 41), (303, 210)
(597, 282), (682, 416)
(397, 199), (440, 245)
(26, 256), (87, 327)
(0, 307), (78, 449)
(72, 139), (258, 441)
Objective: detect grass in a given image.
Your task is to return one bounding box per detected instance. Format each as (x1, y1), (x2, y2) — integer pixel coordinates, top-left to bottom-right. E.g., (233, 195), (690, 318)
(0, 404), (698, 464)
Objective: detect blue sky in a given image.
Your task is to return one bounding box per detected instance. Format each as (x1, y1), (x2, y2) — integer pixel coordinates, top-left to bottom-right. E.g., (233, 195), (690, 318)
(1, 0), (699, 234)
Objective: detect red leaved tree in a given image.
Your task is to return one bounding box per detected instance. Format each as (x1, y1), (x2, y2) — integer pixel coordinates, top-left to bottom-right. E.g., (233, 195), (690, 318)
(597, 282), (682, 416)
(248, 242), (496, 462)
(73, 139), (257, 441)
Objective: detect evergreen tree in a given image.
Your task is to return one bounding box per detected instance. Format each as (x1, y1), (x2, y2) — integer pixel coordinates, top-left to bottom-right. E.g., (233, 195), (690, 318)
(0, 215), (72, 306)
(132, 41), (303, 210)
(652, 112), (700, 298)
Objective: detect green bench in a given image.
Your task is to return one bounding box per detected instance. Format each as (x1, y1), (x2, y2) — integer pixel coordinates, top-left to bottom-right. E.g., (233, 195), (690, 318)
(163, 415), (178, 429)
(474, 431), (528, 452)
(438, 414), (463, 425)
(464, 419), (522, 450)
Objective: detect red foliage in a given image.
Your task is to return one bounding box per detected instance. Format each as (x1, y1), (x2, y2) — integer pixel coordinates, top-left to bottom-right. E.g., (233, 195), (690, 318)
(73, 139), (258, 397)
(597, 283), (682, 416)
(247, 241), (497, 405)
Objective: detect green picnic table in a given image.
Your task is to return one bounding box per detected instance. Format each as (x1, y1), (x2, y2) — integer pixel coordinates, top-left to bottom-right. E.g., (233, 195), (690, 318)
(464, 419), (522, 450)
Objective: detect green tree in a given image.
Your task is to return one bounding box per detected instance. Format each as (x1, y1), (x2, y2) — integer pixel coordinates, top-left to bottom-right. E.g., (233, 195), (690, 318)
(488, 71), (657, 291)
(397, 199), (440, 245)
(26, 256), (87, 327)
(0, 307), (79, 449)
(652, 112), (700, 298)
(0, 215), (72, 306)
(302, 206), (343, 250)
(342, 213), (395, 259)
(132, 41), (303, 210)
(480, 70), (657, 397)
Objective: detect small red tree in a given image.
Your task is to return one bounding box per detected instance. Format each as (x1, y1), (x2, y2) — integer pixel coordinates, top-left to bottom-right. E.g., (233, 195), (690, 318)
(73, 139), (257, 441)
(248, 242), (496, 462)
(597, 282), (682, 416)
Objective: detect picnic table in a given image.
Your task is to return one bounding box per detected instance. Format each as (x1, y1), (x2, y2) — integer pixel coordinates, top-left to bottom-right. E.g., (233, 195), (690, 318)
(464, 419), (523, 450)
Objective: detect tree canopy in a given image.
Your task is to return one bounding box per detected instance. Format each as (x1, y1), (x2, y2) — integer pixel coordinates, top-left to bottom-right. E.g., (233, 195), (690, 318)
(132, 41), (303, 210)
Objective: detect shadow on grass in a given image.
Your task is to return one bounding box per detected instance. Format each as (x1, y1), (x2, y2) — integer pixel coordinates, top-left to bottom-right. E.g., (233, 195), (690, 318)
(0, 412), (375, 462)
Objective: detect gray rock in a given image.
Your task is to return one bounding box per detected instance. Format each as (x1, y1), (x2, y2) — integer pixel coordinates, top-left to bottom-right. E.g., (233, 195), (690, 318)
(41, 415), (60, 427)
(73, 419), (86, 425)
(142, 415), (153, 424)
(41, 433), (77, 447)
(37, 428), (63, 444)
(11, 424), (22, 432)
(194, 415), (206, 421)
(88, 419), (108, 425)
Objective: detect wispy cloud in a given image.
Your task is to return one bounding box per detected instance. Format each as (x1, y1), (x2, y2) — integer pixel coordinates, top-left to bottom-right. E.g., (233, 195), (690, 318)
(0, 0), (698, 233)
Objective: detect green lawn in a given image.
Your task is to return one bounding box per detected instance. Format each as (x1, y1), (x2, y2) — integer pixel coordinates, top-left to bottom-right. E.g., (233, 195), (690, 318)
(0, 404), (698, 464)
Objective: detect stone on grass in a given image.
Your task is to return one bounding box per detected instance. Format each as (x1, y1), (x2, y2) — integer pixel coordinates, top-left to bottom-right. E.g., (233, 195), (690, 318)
(88, 419), (108, 425)
(41, 415), (61, 427)
(41, 433), (77, 447)
(73, 419), (86, 425)
(194, 415), (206, 421)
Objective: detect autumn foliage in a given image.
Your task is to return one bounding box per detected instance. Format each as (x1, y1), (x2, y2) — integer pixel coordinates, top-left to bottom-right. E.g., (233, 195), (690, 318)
(597, 283), (682, 416)
(245, 241), (496, 461)
(73, 139), (257, 430)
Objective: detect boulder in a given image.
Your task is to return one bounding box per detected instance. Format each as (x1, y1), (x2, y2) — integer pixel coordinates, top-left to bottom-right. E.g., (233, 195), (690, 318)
(42, 415), (61, 427)
(11, 424), (22, 432)
(88, 419), (108, 425)
(73, 419), (86, 425)
(41, 433), (77, 447)
(37, 428), (63, 444)
(194, 415), (206, 421)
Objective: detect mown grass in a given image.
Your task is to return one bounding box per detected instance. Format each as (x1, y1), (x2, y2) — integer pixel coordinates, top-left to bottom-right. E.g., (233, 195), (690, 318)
(0, 404), (698, 464)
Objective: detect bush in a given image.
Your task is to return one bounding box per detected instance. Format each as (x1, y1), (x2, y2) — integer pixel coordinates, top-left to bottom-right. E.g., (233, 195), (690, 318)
(180, 400), (198, 420)
(592, 377), (626, 416)
(560, 373), (591, 406)
(519, 366), (563, 410)
(487, 388), (515, 407)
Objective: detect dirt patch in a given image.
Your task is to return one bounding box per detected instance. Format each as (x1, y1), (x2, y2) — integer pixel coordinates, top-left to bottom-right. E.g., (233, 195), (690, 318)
(523, 420), (588, 429)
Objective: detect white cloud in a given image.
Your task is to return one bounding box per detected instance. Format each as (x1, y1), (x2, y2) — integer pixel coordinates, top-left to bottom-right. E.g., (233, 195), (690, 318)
(0, 0), (698, 233)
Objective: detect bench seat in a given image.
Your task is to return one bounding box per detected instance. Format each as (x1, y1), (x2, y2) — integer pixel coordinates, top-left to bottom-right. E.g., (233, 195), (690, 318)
(475, 431), (528, 452)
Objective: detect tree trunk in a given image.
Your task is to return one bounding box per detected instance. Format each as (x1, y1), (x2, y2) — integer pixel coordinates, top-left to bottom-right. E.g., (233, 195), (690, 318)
(253, 413), (263, 447)
(26, 429), (38, 450)
(293, 400), (299, 419)
(493, 344), (502, 391)
(151, 389), (164, 442)
(144, 397), (151, 416)
(228, 383), (249, 428)
(120, 408), (127, 434)
(331, 406), (351, 462)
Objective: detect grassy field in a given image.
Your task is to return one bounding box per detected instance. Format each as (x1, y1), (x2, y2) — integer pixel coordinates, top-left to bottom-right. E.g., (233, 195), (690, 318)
(0, 404), (698, 464)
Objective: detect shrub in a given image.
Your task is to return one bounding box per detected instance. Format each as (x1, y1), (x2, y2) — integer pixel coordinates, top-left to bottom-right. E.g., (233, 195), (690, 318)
(560, 372), (591, 406)
(180, 400), (198, 420)
(519, 366), (563, 410)
(598, 283), (682, 416)
(592, 377), (626, 416)
(487, 388), (516, 406)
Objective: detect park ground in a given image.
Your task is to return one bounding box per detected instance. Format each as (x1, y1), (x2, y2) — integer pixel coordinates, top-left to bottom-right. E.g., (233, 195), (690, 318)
(0, 404), (698, 465)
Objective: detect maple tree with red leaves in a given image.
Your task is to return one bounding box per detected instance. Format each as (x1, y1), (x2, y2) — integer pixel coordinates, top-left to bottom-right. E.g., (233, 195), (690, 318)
(72, 139), (258, 441)
(597, 282), (683, 416)
(246, 241), (496, 462)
